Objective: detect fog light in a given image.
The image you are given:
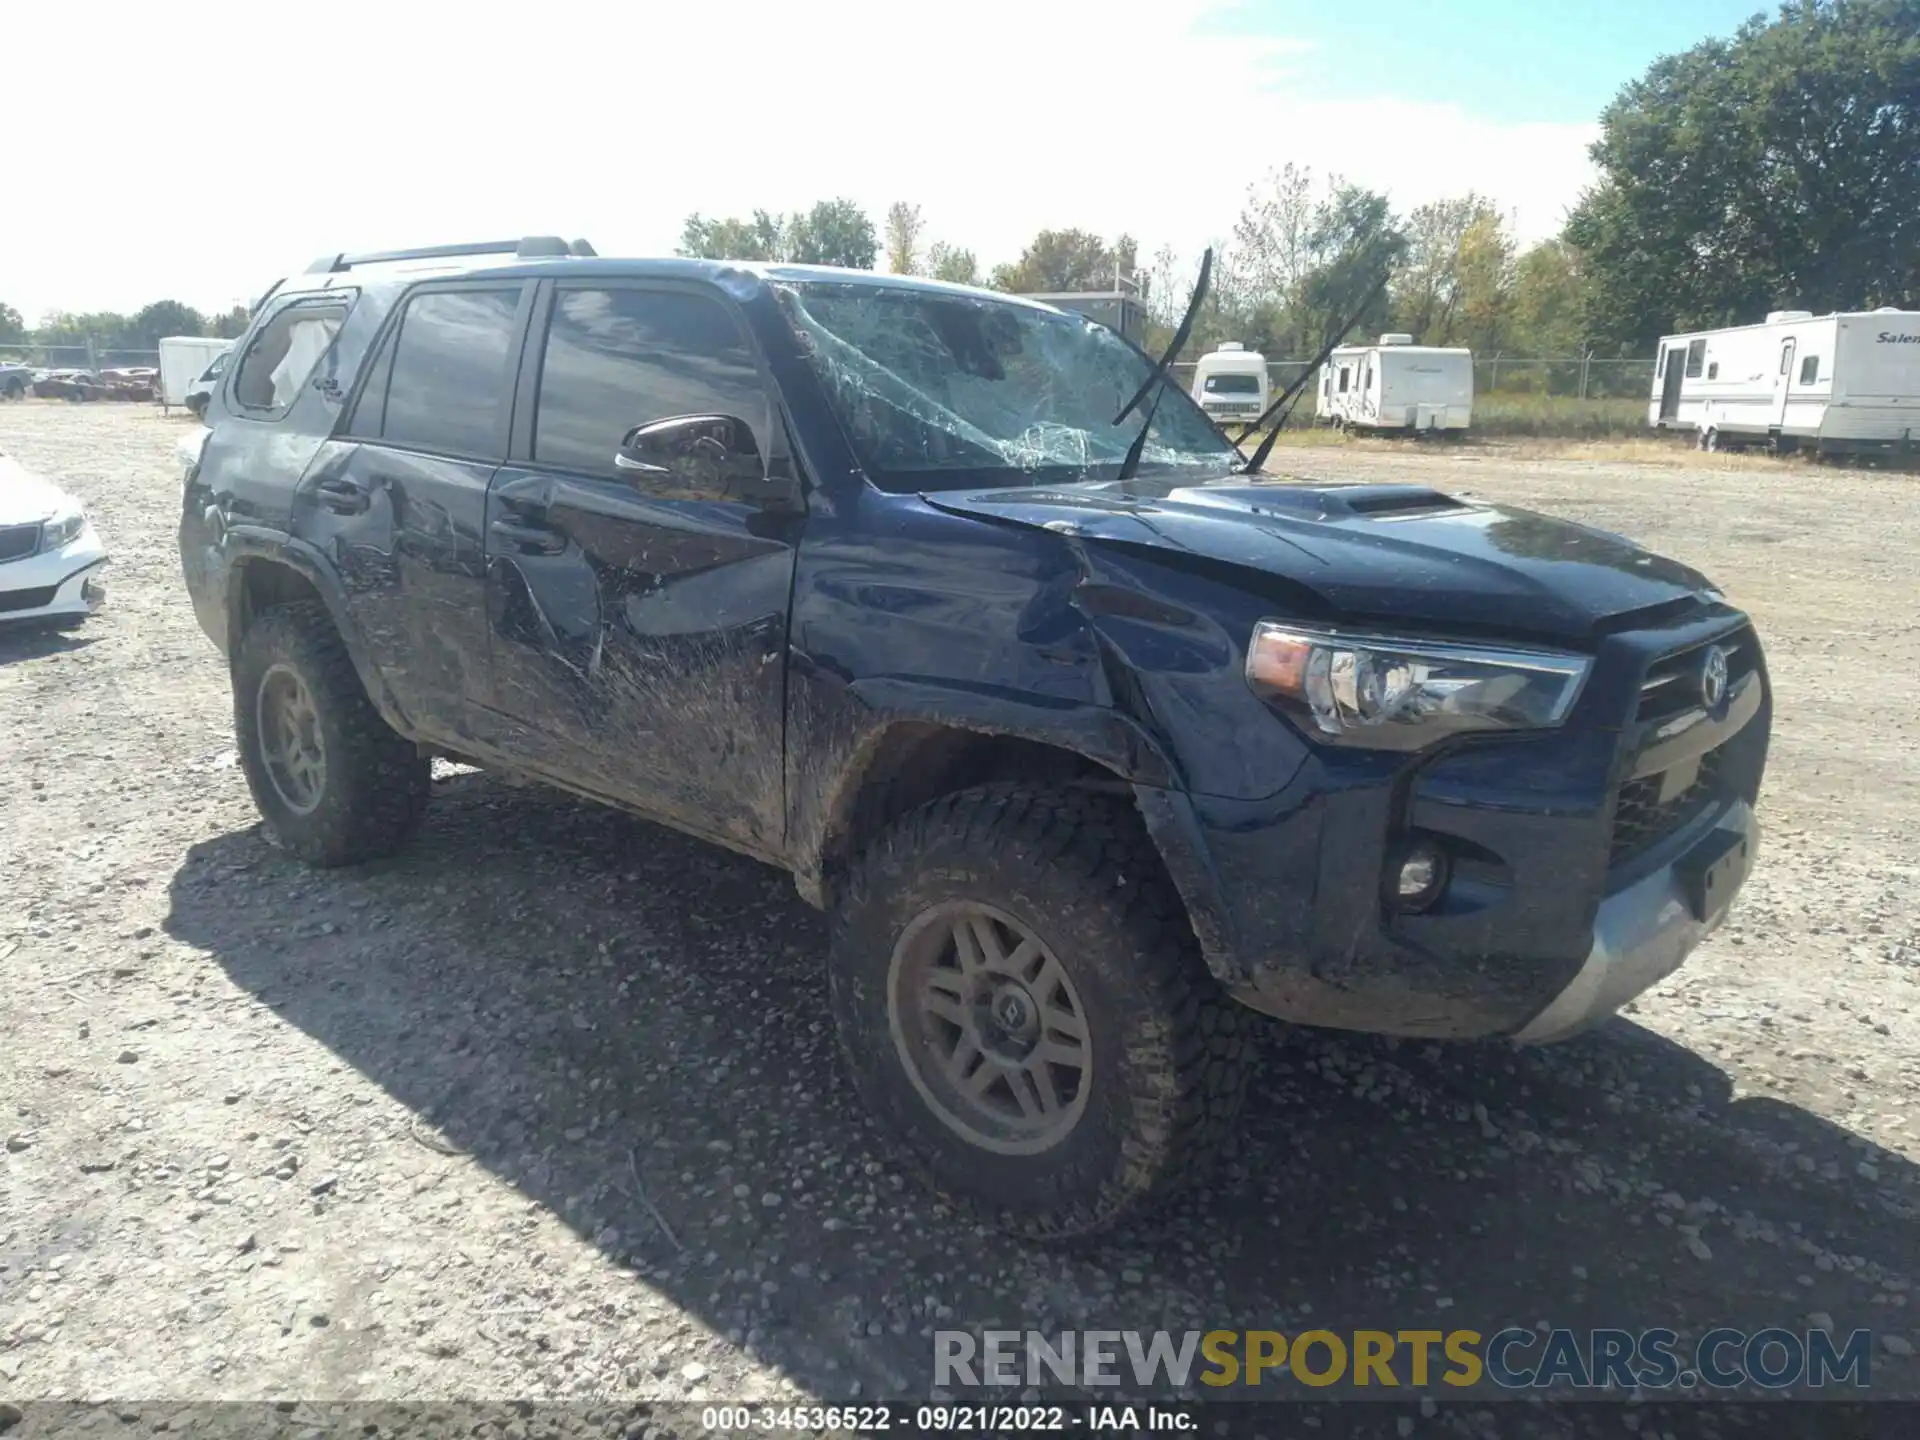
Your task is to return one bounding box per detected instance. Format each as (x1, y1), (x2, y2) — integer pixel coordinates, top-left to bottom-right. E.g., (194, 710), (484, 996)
(1394, 841), (1448, 911)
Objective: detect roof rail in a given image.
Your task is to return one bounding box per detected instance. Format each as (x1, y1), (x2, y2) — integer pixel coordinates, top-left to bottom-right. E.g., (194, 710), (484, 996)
(302, 235), (596, 275)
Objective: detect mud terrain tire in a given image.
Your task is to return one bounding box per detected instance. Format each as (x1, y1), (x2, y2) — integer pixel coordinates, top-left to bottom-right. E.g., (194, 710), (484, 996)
(829, 782), (1250, 1239)
(233, 600), (430, 867)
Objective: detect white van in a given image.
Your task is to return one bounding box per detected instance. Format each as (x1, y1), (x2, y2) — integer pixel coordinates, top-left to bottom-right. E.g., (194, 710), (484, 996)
(1318, 335), (1474, 437)
(1190, 343), (1269, 427)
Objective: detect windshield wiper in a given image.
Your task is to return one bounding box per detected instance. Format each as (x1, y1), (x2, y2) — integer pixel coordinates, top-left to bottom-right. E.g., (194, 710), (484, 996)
(1237, 270), (1391, 477)
(1113, 247), (1213, 485)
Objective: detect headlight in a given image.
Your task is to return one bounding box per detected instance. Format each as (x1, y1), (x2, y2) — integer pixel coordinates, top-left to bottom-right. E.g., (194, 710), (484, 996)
(1245, 621), (1591, 750)
(41, 507), (86, 550)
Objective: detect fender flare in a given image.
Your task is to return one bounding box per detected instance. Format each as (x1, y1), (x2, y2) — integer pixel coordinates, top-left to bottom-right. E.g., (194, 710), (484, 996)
(221, 525), (419, 741)
(797, 677), (1243, 988)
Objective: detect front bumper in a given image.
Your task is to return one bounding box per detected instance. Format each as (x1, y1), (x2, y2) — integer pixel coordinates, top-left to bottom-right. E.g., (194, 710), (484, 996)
(1143, 609), (1770, 1043)
(0, 526), (109, 625)
(1511, 801), (1756, 1043)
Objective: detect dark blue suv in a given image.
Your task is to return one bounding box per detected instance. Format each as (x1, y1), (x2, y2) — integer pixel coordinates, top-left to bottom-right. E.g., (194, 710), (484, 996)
(178, 236), (1769, 1237)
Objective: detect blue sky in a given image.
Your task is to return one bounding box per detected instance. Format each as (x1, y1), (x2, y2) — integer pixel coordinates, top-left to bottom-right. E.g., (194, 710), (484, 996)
(6, 0), (1768, 320)
(1204, 0), (1769, 123)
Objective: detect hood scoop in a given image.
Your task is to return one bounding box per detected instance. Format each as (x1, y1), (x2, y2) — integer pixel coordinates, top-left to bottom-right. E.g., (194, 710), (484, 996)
(1174, 481), (1472, 522)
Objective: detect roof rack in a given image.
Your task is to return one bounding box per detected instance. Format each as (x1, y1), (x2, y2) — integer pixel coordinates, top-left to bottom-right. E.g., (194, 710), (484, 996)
(303, 235), (597, 275)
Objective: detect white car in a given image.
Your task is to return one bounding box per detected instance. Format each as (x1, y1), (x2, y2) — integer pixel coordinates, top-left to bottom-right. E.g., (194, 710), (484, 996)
(0, 447), (107, 627)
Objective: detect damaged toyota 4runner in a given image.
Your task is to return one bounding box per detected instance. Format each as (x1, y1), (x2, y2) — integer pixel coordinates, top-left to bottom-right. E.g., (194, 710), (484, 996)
(179, 237), (1769, 1237)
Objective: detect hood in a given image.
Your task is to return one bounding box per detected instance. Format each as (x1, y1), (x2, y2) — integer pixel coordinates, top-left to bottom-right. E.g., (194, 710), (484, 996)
(923, 475), (1718, 642)
(0, 451), (80, 528)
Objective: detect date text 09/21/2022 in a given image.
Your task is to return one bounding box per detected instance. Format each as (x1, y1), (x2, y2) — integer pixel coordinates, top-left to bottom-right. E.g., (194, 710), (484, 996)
(698, 1405), (1192, 1433)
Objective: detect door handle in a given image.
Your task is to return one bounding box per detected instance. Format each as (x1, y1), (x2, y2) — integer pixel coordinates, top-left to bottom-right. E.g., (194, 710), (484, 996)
(490, 517), (566, 555)
(315, 477), (370, 515)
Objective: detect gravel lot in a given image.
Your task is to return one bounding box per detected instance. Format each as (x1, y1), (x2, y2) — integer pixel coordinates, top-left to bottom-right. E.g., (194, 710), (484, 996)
(2, 402), (1916, 1418)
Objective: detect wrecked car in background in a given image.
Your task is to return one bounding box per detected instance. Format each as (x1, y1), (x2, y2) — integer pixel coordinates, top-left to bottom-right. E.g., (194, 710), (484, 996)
(32, 370), (111, 401)
(178, 236), (1770, 1239)
(100, 367), (160, 401)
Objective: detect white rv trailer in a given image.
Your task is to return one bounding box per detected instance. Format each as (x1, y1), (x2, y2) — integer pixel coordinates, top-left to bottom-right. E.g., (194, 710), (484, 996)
(1189, 342), (1269, 426)
(157, 336), (232, 412)
(1316, 334), (1473, 436)
(1649, 307), (1920, 455)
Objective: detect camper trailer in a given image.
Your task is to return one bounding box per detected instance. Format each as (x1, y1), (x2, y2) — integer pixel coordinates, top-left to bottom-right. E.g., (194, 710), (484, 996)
(1317, 335), (1473, 436)
(1190, 343), (1268, 426)
(1649, 308), (1920, 455)
(157, 336), (233, 414)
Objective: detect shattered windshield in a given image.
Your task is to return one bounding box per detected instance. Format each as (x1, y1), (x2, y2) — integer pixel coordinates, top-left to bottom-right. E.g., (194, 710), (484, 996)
(776, 282), (1237, 490)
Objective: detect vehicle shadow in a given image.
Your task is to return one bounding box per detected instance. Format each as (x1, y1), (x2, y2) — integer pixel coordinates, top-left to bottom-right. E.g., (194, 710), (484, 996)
(0, 623), (98, 663)
(163, 774), (1918, 1403)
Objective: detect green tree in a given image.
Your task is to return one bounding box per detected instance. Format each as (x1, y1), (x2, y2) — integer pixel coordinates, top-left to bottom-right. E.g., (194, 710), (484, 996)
(785, 199), (878, 269)
(208, 305), (253, 340)
(884, 201), (924, 274)
(990, 229), (1136, 293)
(1452, 210), (1516, 354)
(130, 300), (208, 347)
(926, 242), (980, 286)
(0, 302), (24, 346)
(1567, 0), (1920, 349)
(1296, 184), (1405, 347)
(1393, 194), (1505, 343)
(1506, 240), (1588, 355)
(678, 210), (785, 261)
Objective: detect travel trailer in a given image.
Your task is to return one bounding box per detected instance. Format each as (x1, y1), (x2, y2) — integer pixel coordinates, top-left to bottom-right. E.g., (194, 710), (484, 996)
(157, 336), (233, 413)
(1649, 308), (1920, 455)
(1189, 343), (1269, 427)
(1317, 335), (1473, 436)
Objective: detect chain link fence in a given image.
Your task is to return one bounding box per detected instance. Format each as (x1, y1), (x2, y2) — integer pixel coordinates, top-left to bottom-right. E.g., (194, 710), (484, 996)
(1, 343), (164, 371)
(1169, 354), (1658, 438)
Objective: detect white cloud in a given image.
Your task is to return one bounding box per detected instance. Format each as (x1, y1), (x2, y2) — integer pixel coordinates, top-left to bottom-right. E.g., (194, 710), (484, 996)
(2, 0), (1597, 321)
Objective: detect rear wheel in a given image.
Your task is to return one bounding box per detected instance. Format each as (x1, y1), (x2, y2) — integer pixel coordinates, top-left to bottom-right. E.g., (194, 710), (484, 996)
(233, 601), (430, 866)
(1700, 427), (1721, 452)
(829, 783), (1250, 1239)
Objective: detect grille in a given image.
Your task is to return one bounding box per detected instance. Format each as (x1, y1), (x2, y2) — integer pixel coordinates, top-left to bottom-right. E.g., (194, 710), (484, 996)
(0, 584), (57, 613)
(0, 522), (40, 563)
(1610, 745), (1726, 864)
(1637, 626), (1758, 721)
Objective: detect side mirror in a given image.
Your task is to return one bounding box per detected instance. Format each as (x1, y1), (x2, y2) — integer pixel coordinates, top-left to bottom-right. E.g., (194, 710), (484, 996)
(614, 414), (798, 509)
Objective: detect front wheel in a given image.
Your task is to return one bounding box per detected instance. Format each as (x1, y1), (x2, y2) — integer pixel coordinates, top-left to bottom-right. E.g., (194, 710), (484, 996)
(233, 601), (430, 866)
(829, 784), (1250, 1239)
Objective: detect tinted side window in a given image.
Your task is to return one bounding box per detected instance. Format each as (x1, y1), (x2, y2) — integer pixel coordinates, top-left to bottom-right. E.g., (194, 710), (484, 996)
(1685, 338), (1707, 378)
(382, 289), (523, 457)
(533, 288), (768, 478)
(233, 299), (348, 412)
(1800, 354), (1820, 385)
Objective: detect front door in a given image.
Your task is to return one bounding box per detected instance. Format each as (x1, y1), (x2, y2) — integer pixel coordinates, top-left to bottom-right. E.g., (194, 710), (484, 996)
(306, 282), (531, 746)
(1659, 346), (1686, 420)
(1773, 338), (1797, 428)
(484, 281), (802, 854)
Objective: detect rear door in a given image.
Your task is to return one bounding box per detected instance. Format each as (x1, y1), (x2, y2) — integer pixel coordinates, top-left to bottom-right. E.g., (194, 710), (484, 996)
(483, 280), (802, 853)
(305, 281), (532, 746)
(1773, 337), (1797, 428)
(1658, 345), (1686, 420)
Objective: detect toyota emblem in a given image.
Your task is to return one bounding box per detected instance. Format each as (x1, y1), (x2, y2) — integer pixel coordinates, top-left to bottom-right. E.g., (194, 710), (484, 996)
(1699, 644), (1730, 710)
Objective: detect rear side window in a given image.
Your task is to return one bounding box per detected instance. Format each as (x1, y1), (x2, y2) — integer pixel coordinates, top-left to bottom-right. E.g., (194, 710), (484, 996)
(532, 287), (768, 477)
(1800, 355), (1820, 384)
(379, 288), (524, 457)
(1685, 339), (1707, 378)
(232, 299), (348, 413)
